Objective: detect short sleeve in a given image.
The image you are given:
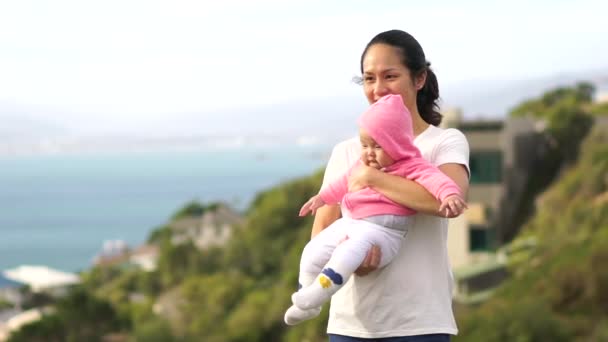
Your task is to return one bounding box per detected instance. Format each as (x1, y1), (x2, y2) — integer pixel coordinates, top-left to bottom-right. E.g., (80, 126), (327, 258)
(321, 143), (350, 190)
(434, 128), (470, 178)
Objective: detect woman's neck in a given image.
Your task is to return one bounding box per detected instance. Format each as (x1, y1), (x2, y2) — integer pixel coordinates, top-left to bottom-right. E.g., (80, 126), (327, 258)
(411, 112), (430, 137)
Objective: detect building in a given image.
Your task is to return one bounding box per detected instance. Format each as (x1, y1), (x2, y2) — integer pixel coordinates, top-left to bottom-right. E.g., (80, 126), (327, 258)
(170, 204), (244, 250)
(93, 242), (159, 272)
(129, 244), (159, 272)
(440, 109), (550, 302)
(2, 266), (79, 296)
(442, 112), (546, 265)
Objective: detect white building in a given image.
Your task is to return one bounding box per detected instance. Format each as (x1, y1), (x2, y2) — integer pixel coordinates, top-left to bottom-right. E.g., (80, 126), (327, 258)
(3, 266), (79, 295)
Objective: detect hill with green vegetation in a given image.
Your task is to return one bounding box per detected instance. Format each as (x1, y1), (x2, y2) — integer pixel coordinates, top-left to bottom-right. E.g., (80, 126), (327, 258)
(7, 83), (608, 342)
(455, 84), (608, 341)
(8, 170), (329, 342)
(455, 125), (608, 341)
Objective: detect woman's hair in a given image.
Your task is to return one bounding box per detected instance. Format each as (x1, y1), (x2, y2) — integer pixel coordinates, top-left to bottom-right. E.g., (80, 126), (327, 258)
(360, 30), (442, 126)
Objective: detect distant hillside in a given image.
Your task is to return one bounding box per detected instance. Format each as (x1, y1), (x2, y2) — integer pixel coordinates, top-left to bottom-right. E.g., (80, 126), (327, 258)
(441, 68), (608, 117)
(455, 125), (608, 341)
(2, 70), (607, 153)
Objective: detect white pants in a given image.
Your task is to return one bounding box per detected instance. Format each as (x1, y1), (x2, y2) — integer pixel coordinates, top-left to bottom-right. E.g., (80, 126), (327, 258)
(299, 216), (411, 287)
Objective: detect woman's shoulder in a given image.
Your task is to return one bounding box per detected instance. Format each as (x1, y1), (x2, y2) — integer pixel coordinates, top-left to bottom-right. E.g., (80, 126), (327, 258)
(417, 125), (468, 149)
(331, 136), (360, 155)
(416, 125), (469, 167)
(424, 125), (467, 141)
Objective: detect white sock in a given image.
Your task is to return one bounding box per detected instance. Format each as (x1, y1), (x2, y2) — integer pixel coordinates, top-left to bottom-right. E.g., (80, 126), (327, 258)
(292, 267), (345, 310)
(298, 272), (316, 290)
(284, 271), (321, 325)
(283, 305), (321, 325)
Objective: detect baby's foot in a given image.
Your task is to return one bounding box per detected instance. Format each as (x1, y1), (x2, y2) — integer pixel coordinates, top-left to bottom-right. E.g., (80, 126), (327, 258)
(284, 304), (321, 325)
(292, 269), (342, 310)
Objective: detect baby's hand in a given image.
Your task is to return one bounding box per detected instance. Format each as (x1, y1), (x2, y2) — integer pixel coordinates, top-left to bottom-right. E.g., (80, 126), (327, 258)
(299, 194), (326, 216)
(438, 195), (468, 218)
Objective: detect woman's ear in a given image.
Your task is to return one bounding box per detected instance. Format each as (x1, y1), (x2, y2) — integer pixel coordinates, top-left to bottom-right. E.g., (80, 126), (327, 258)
(415, 70), (427, 90)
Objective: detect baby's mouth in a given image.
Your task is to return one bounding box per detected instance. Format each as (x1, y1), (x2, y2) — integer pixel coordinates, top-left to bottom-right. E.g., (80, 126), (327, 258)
(368, 161), (381, 169)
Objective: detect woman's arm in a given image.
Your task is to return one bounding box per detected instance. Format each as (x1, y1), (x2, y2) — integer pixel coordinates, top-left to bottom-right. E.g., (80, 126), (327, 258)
(349, 162), (469, 217)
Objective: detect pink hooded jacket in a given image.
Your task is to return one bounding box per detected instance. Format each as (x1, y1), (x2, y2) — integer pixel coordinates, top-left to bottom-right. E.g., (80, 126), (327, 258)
(319, 94), (462, 219)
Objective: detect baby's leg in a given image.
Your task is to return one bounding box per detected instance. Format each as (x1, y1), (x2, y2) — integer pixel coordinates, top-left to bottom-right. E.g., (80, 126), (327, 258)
(296, 219), (349, 289)
(285, 218), (349, 325)
(293, 219), (404, 310)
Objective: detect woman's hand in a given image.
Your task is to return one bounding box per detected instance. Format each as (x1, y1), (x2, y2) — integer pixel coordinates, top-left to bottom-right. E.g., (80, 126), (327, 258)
(339, 235), (382, 276)
(355, 245), (381, 276)
(348, 164), (381, 192)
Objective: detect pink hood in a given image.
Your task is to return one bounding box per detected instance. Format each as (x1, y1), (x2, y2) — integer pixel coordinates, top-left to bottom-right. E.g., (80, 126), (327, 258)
(357, 94), (420, 161)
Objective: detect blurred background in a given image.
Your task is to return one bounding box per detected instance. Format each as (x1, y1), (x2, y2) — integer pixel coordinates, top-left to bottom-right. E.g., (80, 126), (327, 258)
(1, 0), (607, 341)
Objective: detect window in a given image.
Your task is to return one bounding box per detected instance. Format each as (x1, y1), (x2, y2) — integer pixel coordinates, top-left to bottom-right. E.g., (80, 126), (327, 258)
(469, 151), (502, 184)
(469, 226), (494, 251)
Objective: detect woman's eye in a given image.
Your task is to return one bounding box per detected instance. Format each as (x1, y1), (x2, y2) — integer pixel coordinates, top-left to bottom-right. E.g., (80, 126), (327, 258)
(364, 76), (374, 83)
(385, 74), (397, 79)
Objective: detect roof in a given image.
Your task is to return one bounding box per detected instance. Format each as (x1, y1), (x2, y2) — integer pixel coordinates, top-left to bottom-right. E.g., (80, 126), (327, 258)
(458, 120), (504, 132)
(170, 204), (244, 231)
(2, 265), (79, 292)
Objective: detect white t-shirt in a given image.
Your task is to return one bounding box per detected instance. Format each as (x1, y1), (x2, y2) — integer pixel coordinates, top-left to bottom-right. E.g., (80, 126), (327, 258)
(322, 125), (470, 338)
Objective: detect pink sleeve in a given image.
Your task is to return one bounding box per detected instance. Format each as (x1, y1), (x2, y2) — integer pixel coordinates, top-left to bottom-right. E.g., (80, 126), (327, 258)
(400, 158), (462, 202)
(319, 161), (361, 204)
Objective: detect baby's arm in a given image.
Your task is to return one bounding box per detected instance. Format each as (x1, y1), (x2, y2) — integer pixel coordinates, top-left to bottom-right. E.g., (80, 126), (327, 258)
(402, 158), (467, 216)
(299, 161), (361, 216)
(299, 194), (327, 216)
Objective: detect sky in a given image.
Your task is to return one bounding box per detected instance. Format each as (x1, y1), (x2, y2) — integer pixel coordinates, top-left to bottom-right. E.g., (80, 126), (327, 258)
(1, 0), (607, 139)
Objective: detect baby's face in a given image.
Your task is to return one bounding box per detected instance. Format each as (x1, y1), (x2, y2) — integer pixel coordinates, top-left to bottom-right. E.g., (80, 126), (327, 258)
(359, 128), (395, 169)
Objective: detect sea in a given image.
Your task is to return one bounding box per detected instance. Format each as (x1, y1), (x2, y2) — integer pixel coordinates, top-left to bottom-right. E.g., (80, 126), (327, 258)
(0, 144), (332, 273)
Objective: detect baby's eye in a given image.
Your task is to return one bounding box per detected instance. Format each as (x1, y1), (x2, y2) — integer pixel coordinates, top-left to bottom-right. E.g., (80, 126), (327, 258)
(374, 145), (382, 149)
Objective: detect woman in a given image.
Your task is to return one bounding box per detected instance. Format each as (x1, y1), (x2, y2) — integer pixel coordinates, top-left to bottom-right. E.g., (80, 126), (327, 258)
(313, 30), (470, 341)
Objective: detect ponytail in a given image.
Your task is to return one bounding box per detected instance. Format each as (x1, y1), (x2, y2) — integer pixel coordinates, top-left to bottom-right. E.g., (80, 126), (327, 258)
(417, 64), (442, 126)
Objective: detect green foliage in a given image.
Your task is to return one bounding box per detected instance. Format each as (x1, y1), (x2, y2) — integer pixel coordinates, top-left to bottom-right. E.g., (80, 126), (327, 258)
(171, 201), (221, 220)
(8, 314), (65, 342)
(130, 317), (176, 342)
(128, 301), (179, 342)
(499, 83), (597, 242)
(510, 82), (595, 163)
(156, 239), (205, 287)
(147, 224), (172, 244)
(589, 101), (608, 116)
(0, 299), (12, 310)
(458, 297), (571, 342)
(8, 287), (127, 342)
(457, 127), (608, 341)
(222, 170), (323, 280)
(510, 82), (594, 117)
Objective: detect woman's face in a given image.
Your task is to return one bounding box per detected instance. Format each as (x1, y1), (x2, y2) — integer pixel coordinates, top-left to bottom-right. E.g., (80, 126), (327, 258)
(362, 44), (425, 114)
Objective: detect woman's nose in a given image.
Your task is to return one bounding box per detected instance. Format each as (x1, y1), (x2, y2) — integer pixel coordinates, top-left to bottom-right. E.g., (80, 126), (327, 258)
(374, 80), (389, 99)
